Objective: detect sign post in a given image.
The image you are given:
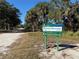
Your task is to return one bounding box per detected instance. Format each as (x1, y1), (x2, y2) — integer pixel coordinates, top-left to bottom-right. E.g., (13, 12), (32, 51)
(43, 35), (48, 49)
(42, 24), (63, 51)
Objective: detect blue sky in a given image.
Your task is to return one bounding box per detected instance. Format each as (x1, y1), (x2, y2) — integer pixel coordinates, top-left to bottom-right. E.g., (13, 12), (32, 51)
(7, 0), (48, 24)
(70, 0), (79, 3)
(7, 0), (76, 24)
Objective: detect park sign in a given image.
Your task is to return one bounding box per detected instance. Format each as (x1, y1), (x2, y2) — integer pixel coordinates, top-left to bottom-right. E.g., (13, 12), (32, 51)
(42, 23), (63, 50)
(42, 24), (63, 37)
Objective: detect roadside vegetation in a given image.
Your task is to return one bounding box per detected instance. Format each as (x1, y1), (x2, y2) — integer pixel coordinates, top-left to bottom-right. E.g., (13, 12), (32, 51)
(25, 0), (79, 32)
(0, 32), (79, 59)
(0, 0), (79, 59)
(0, 0), (21, 31)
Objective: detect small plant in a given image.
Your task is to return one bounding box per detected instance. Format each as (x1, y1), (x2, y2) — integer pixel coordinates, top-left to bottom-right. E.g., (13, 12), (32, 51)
(65, 31), (74, 36)
(74, 31), (79, 36)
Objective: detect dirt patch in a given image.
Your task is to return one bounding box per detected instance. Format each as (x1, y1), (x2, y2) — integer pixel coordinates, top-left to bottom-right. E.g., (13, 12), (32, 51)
(39, 44), (79, 59)
(1, 32), (43, 59)
(1, 32), (79, 59)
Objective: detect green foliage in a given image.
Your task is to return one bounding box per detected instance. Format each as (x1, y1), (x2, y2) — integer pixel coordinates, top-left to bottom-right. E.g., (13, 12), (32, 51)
(0, 1), (21, 30)
(24, 23), (31, 31)
(24, 0), (68, 32)
(25, 2), (49, 32)
(74, 31), (79, 36)
(49, 0), (67, 19)
(25, 0), (79, 32)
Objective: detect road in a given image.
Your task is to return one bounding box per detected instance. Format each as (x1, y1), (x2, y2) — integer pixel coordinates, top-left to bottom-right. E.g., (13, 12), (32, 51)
(0, 33), (24, 53)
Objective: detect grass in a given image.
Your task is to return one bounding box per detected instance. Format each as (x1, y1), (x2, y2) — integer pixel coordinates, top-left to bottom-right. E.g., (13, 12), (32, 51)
(1, 31), (79, 59)
(1, 32), (44, 59)
(62, 31), (79, 43)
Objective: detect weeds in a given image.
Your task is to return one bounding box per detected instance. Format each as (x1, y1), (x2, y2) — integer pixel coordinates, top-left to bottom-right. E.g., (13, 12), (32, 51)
(1, 32), (79, 59)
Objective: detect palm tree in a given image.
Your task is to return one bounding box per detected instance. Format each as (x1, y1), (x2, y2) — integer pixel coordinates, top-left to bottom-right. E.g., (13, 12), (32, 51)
(25, 2), (49, 31)
(49, 0), (66, 20)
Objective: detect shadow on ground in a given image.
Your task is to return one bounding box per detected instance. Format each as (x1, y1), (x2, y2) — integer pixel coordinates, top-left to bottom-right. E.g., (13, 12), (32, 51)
(57, 44), (78, 51)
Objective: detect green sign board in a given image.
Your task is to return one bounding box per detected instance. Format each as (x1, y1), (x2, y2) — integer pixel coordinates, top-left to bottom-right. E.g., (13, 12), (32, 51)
(42, 24), (63, 51)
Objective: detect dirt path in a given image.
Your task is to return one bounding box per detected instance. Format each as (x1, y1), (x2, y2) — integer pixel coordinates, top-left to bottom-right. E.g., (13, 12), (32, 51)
(0, 33), (24, 53)
(39, 44), (79, 59)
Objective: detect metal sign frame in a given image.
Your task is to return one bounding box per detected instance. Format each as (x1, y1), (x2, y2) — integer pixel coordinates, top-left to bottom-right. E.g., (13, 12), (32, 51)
(42, 23), (63, 51)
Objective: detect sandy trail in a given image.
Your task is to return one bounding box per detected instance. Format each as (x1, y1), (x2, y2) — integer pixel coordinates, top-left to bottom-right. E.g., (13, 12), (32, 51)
(39, 44), (79, 59)
(0, 33), (24, 53)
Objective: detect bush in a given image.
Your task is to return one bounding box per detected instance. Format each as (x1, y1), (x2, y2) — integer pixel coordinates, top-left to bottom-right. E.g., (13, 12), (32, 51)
(74, 31), (79, 36)
(64, 31), (74, 36)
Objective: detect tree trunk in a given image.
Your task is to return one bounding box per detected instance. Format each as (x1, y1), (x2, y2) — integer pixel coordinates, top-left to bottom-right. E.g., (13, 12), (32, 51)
(8, 23), (10, 30)
(5, 23), (7, 30)
(32, 25), (34, 32)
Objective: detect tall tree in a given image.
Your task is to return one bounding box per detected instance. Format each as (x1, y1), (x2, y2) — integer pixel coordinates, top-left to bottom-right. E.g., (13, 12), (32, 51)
(62, 0), (79, 32)
(25, 2), (49, 31)
(49, 0), (67, 20)
(0, 1), (21, 30)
